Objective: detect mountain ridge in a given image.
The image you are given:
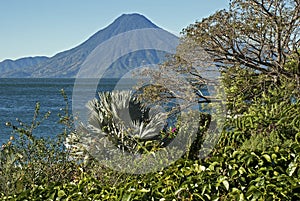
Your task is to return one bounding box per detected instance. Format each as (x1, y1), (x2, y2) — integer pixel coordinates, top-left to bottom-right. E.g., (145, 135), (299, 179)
(0, 13), (178, 78)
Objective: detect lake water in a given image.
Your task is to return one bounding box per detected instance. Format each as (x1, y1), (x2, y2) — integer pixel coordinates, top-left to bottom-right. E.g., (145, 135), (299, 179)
(0, 78), (206, 145)
(0, 78), (124, 145)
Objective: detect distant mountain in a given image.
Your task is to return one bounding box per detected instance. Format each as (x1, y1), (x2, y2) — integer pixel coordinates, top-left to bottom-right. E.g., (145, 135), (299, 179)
(0, 56), (48, 77)
(0, 13), (178, 78)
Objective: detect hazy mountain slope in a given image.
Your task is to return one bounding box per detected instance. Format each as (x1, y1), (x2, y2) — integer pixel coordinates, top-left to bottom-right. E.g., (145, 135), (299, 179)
(0, 56), (48, 77)
(0, 13), (178, 78)
(32, 13), (164, 78)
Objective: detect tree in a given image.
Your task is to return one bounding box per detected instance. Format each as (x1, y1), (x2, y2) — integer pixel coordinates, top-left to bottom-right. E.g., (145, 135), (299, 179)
(184, 0), (299, 78)
(139, 0), (299, 111)
(136, 0), (300, 155)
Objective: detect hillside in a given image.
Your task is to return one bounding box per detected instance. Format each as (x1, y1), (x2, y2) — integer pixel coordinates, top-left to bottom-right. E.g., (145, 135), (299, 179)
(0, 13), (178, 78)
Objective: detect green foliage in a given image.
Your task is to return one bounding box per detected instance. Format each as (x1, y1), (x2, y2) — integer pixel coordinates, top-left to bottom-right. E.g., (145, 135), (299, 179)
(1, 1), (300, 198)
(0, 90), (80, 197)
(0, 81), (299, 200)
(1, 139), (299, 200)
(221, 65), (300, 149)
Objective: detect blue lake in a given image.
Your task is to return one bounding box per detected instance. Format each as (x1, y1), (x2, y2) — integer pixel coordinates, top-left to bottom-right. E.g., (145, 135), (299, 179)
(0, 78), (123, 145)
(0, 78), (206, 145)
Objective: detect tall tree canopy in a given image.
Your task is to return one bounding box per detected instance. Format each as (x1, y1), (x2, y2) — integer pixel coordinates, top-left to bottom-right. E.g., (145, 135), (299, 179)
(183, 0), (300, 81)
(139, 0), (300, 111)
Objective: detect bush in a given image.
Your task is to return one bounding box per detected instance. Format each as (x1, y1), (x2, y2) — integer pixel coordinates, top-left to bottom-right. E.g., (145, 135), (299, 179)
(0, 83), (299, 200)
(0, 90), (81, 197)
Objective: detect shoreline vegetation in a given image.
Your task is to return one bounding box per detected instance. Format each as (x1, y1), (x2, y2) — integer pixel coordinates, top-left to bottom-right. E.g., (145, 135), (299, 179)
(0, 86), (299, 200)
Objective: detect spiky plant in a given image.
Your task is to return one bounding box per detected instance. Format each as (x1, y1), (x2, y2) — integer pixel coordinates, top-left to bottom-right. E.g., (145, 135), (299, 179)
(66, 90), (169, 160)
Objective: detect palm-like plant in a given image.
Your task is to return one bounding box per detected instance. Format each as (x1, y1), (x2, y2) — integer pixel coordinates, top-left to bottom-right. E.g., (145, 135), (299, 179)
(66, 90), (169, 159)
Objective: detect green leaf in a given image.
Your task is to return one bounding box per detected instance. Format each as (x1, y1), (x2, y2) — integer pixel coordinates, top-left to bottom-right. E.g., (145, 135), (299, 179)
(231, 187), (240, 193)
(262, 154), (272, 163)
(139, 188), (150, 193)
(121, 193), (132, 201)
(229, 169), (238, 177)
(222, 180), (230, 191)
(250, 152), (260, 159)
(58, 190), (66, 198)
(287, 161), (297, 176)
(204, 193), (211, 200)
(238, 166), (246, 175)
(247, 185), (257, 194)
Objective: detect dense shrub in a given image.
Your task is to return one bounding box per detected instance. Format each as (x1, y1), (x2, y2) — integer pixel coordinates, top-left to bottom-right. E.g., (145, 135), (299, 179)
(0, 90), (81, 197)
(1, 140), (299, 200)
(0, 88), (299, 200)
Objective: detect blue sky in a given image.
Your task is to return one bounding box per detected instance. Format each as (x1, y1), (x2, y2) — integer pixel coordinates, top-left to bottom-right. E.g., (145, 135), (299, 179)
(0, 0), (229, 62)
